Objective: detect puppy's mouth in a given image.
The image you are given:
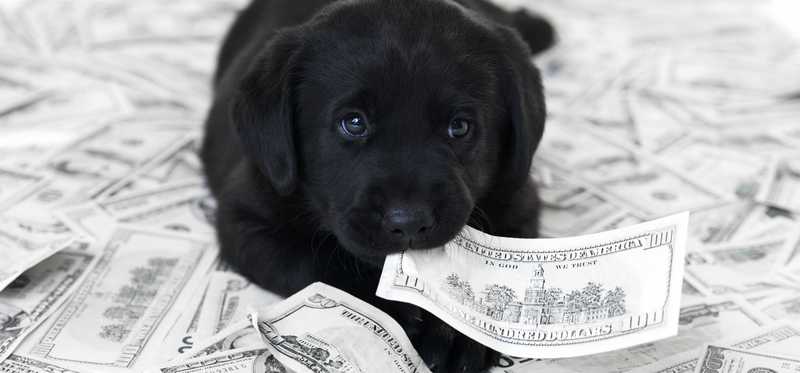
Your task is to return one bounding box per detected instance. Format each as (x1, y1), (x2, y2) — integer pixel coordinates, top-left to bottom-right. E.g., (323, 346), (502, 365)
(333, 209), (469, 264)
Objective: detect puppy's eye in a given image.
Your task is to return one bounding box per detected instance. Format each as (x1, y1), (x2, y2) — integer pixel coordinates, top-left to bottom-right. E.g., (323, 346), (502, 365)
(339, 112), (369, 138)
(448, 118), (470, 138)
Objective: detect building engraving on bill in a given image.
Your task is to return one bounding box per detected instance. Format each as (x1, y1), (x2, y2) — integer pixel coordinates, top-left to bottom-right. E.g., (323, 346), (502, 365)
(99, 257), (180, 343)
(443, 264), (626, 326)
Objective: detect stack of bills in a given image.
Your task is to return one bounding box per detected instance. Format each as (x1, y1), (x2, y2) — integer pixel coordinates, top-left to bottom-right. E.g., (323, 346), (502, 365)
(2, 0), (800, 371)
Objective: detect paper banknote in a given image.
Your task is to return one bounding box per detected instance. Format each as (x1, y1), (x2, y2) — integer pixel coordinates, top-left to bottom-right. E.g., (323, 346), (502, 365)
(627, 324), (800, 373)
(158, 277), (212, 361)
(0, 167), (43, 206)
(251, 282), (431, 373)
(0, 216), (75, 292)
(176, 319), (265, 361)
(99, 181), (215, 237)
(535, 122), (723, 218)
(759, 294), (800, 321)
(377, 212), (689, 358)
(688, 202), (796, 246)
(150, 348), (281, 373)
(694, 345), (800, 373)
(14, 226), (216, 372)
(0, 245), (96, 362)
(533, 165), (637, 238)
(658, 141), (773, 199)
(199, 271), (282, 335)
(685, 234), (799, 297)
(98, 135), (202, 200)
(759, 157), (800, 214)
(159, 271), (281, 362)
(0, 354), (80, 373)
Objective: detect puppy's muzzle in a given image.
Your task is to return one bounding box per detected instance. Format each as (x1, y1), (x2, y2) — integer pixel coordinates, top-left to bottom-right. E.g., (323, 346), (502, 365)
(382, 206), (435, 245)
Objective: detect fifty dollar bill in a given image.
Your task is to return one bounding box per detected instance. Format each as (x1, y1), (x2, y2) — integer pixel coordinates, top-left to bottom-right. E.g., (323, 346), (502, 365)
(251, 282), (431, 373)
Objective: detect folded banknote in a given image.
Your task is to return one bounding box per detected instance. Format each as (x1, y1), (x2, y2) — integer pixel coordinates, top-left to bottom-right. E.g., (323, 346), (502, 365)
(251, 282), (431, 373)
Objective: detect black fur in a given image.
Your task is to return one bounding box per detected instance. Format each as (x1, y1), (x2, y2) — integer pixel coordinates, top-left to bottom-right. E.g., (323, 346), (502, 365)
(202, 1), (553, 371)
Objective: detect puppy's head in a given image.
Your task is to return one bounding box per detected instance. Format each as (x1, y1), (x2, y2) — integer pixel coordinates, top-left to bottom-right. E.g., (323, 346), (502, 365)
(233, 0), (545, 262)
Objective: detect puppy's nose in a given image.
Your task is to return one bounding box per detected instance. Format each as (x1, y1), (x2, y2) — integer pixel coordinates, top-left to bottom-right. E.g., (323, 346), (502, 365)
(383, 207), (434, 239)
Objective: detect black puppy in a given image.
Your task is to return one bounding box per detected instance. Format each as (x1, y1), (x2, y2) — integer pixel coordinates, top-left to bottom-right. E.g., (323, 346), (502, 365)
(202, 0), (553, 371)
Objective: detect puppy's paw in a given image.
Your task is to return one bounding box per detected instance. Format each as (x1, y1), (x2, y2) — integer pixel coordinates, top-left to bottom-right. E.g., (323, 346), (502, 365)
(412, 316), (499, 373)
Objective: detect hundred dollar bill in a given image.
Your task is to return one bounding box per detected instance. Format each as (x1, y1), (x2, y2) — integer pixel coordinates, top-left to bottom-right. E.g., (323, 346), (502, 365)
(686, 202), (797, 246)
(252, 282), (431, 373)
(0, 85), (130, 130)
(687, 202), (756, 245)
(0, 354), (80, 373)
(758, 294), (800, 322)
(0, 244), (96, 362)
(758, 157), (800, 214)
(0, 167), (43, 206)
(0, 176), (103, 230)
(726, 205), (796, 243)
(178, 319), (265, 361)
(685, 234), (799, 297)
(780, 269), (800, 287)
(627, 324), (800, 373)
(657, 140), (772, 199)
(505, 296), (769, 373)
(160, 271), (278, 361)
(99, 181), (215, 236)
(583, 213), (644, 236)
(28, 120), (191, 204)
(139, 139), (202, 184)
(627, 91), (689, 153)
(57, 202), (115, 241)
(77, 1), (236, 45)
(754, 225), (800, 264)
(98, 181), (208, 217)
(45, 121), (189, 183)
(536, 121), (722, 218)
(0, 127), (77, 171)
(377, 212), (689, 358)
(0, 216), (75, 292)
(681, 279), (710, 305)
(100, 136), (203, 200)
(198, 271), (282, 336)
(16, 226), (216, 372)
(150, 347), (283, 373)
(159, 275), (213, 361)
(533, 166), (633, 238)
(693, 345), (800, 373)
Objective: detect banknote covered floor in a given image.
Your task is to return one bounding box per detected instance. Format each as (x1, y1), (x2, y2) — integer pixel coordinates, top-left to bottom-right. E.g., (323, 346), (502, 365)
(1, 0), (800, 372)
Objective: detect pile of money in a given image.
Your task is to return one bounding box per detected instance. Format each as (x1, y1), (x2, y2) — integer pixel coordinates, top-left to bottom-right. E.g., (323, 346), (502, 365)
(1, 0), (800, 372)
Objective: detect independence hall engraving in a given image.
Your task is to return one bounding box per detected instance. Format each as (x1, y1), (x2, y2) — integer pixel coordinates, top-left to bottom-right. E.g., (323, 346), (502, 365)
(443, 264), (627, 325)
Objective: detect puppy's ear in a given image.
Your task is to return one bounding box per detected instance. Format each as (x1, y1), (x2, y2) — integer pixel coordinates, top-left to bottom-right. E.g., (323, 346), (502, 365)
(496, 27), (547, 191)
(231, 32), (302, 196)
(511, 10), (556, 55)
